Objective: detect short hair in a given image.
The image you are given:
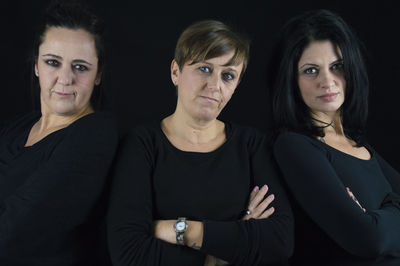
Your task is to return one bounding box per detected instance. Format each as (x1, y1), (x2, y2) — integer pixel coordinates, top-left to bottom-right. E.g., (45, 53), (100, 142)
(31, 0), (106, 110)
(269, 9), (369, 146)
(174, 19), (250, 80)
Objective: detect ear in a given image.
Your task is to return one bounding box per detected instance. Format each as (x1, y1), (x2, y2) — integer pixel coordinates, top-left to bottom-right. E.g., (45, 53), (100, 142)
(34, 63), (39, 77)
(170, 59), (180, 86)
(95, 72), (102, 86)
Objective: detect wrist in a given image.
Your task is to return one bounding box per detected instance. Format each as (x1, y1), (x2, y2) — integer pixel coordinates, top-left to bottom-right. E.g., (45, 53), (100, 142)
(173, 217), (188, 245)
(185, 220), (203, 249)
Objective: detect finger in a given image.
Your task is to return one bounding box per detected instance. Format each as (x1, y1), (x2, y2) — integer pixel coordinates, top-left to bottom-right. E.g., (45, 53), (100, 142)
(249, 186), (260, 202)
(251, 194), (275, 218)
(259, 207), (275, 219)
(346, 187), (354, 198)
(347, 187), (365, 211)
(247, 185), (268, 212)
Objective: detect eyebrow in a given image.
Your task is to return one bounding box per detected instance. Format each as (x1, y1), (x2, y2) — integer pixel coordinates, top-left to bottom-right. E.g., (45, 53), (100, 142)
(200, 61), (239, 74)
(299, 59), (343, 70)
(222, 66), (238, 74)
(42, 54), (93, 65)
(299, 63), (318, 70)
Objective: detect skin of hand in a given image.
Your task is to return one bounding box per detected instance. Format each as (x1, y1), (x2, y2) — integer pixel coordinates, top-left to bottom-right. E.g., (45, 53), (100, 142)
(153, 185), (275, 265)
(204, 185), (276, 265)
(153, 219), (203, 248)
(346, 187), (366, 212)
(243, 185), (275, 220)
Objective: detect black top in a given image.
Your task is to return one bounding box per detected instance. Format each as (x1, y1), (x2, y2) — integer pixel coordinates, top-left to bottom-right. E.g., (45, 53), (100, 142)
(273, 131), (400, 266)
(0, 112), (118, 266)
(107, 121), (294, 266)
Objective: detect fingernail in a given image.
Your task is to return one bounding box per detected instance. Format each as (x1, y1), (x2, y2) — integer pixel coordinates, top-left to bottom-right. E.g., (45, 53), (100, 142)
(253, 186), (259, 192)
(262, 185), (268, 191)
(270, 194), (275, 200)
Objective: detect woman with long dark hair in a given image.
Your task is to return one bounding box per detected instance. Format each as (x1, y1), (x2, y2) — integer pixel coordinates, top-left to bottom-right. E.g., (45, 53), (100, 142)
(270, 9), (400, 265)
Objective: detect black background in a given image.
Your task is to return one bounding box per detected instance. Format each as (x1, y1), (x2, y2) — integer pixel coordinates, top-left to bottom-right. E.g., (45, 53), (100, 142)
(1, 1), (399, 170)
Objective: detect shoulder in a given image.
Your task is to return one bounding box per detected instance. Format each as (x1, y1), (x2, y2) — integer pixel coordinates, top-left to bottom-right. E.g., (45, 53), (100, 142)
(0, 112), (40, 139)
(63, 112), (119, 148)
(228, 122), (271, 145)
(118, 120), (162, 151)
(225, 122), (275, 157)
(275, 131), (317, 147)
(274, 131), (327, 156)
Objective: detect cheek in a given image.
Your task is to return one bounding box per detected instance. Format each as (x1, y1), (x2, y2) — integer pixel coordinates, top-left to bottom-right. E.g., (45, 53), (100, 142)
(75, 74), (96, 94)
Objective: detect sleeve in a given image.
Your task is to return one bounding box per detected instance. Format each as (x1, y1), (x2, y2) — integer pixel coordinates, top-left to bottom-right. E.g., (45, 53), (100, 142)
(200, 134), (294, 265)
(0, 113), (118, 253)
(273, 132), (400, 258)
(106, 128), (205, 266)
(375, 152), (400, 194)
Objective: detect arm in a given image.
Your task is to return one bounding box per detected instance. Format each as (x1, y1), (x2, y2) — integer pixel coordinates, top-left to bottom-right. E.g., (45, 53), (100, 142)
(0, 113), (118, 255)
(198, 144), (294, 265)
(106, 129), (205, 266)
(376, 152), (400, 194)
(274, 132), (400, 258)
(154, 185), (276, 265)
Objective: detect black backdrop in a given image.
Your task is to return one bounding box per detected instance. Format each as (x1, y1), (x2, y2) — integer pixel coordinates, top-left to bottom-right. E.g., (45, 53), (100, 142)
(2, 0), (399, 170)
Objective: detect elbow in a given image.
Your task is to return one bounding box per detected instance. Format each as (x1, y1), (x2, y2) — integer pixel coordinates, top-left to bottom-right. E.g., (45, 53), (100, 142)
(267, 234), (294, 263)
(259, 227), (294, 264)
(346, 224), (387, 258)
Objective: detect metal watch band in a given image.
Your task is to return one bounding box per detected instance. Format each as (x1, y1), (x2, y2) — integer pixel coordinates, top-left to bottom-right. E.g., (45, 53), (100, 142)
(173, 217), (187, 245)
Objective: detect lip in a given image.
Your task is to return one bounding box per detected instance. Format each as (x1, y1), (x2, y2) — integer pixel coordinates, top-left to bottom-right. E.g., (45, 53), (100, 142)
(54, 91), (75, 97)
(199, 95), (219, 103)
(318, 93), (339, 102)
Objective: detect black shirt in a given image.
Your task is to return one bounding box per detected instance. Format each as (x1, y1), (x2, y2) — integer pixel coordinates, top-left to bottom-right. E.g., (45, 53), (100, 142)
(0, 112), (118, 266)
(107, 121), (294, 266)
(274, 131), (400, 266)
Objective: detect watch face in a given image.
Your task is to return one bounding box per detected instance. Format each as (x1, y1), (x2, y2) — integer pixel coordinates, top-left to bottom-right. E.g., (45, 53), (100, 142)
(176, 221), (186, 231)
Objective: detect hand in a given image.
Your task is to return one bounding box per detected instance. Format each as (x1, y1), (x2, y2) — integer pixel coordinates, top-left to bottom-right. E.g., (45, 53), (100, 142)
(243, 185), (275, 220)
(346, 187), (366, 212)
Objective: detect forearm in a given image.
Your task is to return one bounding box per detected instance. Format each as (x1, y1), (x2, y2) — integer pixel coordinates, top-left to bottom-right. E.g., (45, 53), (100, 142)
(153, 219), (204, 249)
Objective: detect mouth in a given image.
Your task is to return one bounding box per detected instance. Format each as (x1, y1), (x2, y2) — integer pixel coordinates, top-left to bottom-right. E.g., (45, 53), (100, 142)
(54, 91), (75, 97)
(318, 93), (339, 102)
(199, 95), (219, 103)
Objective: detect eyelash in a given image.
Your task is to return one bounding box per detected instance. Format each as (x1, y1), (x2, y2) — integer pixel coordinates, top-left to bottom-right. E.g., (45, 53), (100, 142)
(198, 66), (235, 81)
(44, 60), (89, 72)
(303, 62), (344, 75)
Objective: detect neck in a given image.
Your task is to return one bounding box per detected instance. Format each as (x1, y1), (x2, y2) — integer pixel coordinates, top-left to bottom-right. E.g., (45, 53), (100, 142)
(311, 111), (344, 136)
(38, 106), (94, 133)
(163, 111), (222, 145)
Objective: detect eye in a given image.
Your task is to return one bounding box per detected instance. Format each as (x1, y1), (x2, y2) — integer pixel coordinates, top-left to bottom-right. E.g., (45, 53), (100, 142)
(45, 59), (60, 67)
(222, 72), (235, 81)
(199, 66), (211, 73)
(73, 64), (88, 72)
(304, 67), (318, 75)
(331, 62), (344, 71)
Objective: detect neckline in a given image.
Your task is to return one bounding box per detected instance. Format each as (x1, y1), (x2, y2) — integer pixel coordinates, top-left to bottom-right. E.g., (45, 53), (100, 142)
(23, 112), (96, 149)
(157, 120), (232, 155)
(315, 137), (373, 162)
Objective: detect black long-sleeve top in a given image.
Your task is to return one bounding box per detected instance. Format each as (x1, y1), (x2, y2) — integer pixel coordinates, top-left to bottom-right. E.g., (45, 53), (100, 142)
(107, 121), (294, 266)
(0, 112), (118, 266)
(273, 131), (400, 266)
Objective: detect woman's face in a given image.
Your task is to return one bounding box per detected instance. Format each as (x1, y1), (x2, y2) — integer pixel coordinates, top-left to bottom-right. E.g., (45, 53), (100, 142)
(171, 51), (243, 122)
(297, 40), (346, 118)
(35, 27), (100, 116)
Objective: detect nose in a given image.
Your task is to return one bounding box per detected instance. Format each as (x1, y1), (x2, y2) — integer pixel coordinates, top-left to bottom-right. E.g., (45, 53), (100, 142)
(57, 66), (74, 86)
(318, 69), (335, 90)
(206, 72), (221, 91)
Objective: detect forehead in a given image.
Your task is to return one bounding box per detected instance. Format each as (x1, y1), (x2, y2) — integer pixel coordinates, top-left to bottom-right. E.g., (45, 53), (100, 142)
(192, 51), (243, 71)
(39, 27), (98, 60)
(299, 40), (342, 63)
